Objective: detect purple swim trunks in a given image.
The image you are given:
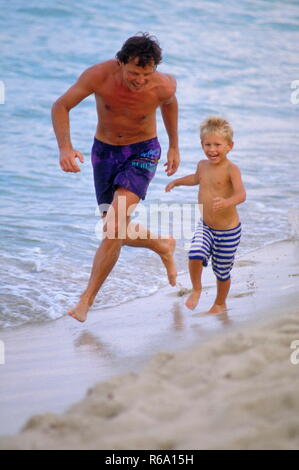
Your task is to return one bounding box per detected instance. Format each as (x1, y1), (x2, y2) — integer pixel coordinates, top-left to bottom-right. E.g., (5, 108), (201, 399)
(91, 136), (161, 211)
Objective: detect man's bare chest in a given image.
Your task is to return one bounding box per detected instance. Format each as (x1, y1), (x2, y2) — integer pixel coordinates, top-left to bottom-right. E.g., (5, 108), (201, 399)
(95, 87), (159, 119)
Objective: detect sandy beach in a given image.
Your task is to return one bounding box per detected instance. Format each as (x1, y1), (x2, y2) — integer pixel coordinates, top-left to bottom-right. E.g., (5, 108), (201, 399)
(0, 238), (299, 449)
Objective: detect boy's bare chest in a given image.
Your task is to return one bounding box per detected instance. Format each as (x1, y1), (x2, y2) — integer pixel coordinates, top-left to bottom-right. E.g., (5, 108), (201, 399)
(200, 168), (231, 193)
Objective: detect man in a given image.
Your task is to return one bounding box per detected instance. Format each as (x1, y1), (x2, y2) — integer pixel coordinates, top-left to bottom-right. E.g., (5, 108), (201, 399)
(51, 33), (180, 322)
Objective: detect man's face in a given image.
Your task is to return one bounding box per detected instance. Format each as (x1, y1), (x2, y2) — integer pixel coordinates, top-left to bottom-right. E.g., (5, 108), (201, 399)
(120, 57), (156, 92)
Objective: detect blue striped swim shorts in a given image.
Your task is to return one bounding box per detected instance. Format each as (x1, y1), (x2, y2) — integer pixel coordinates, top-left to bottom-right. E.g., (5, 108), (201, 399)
(188, 220), (242, 281)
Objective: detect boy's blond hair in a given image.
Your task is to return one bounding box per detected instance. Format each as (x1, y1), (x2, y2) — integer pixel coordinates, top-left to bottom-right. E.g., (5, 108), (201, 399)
(200, 116), (233, 143)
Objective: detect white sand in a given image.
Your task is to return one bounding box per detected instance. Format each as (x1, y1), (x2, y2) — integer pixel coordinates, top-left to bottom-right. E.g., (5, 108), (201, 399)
(0, 239), (299, 449)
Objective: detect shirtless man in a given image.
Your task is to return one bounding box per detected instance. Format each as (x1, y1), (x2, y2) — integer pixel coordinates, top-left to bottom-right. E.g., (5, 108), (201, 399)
(51, 33), (180, 322)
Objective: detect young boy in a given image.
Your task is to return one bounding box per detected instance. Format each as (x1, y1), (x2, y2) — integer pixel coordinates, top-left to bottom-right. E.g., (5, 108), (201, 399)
(165, 116), (246, 313)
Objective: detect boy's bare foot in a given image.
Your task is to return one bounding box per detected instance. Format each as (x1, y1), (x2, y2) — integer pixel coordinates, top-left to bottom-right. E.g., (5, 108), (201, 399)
(159, 237), (177, 286)
(68, 295), (93, 323)
(185, 289), (202, 310)
(208, 303), (227, 314)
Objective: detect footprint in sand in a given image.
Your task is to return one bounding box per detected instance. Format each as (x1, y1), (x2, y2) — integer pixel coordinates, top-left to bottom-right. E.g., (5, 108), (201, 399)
(231, 290), (255, 299)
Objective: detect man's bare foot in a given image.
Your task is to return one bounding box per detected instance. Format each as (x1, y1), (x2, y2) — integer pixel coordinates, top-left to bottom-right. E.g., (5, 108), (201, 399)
(159, 237), (177, 286)
(185, 289), (202, 310)
(208, 303), (227, 314)
(68, 295), (93, 323)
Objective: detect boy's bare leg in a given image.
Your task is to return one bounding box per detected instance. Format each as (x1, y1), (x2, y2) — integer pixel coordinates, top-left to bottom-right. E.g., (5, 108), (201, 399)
(185, 259), (203, 310)
(208, 278), (231, 314)
(68, 188), (177, 322)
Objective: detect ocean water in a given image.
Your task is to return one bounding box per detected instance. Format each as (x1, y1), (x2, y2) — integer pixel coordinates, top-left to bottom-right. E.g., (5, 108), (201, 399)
(0, 0), (299, 328)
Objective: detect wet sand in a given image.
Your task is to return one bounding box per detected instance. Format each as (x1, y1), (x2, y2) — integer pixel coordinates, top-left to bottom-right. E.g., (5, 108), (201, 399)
(0, 239), (299, 449)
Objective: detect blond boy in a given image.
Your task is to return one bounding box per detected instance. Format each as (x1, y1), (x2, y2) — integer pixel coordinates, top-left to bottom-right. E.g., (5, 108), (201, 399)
(166, 116), (246, 313)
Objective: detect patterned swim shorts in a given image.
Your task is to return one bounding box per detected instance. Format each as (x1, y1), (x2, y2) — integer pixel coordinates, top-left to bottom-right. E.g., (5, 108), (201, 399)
(91, 137), (161, 211)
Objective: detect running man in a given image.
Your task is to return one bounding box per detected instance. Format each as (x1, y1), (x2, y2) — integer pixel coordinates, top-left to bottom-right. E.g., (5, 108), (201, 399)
(51, 33), (180, 322)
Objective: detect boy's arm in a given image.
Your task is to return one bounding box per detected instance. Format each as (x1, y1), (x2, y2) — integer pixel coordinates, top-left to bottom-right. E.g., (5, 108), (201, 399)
(165, 162), (201, 192)
(213, 164), (246, 211)
(227, 164), (246, 206)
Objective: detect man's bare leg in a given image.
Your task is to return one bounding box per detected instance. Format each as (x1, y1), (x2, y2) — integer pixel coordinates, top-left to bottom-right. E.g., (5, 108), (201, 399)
(208, 278), (231, 314)
(185, 259), (203, 310)
(125, 222), (177, 286)
(68, 237), (124, 322)
(68, 188), (177, 322)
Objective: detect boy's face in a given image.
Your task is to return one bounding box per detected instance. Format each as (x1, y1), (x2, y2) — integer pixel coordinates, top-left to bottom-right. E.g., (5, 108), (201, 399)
(201, 132), (233, 165)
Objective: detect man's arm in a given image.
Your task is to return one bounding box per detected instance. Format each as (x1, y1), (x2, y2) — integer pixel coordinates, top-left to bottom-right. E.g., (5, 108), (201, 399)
(159, 76), (180, 176)
(51, 68), (95, 172)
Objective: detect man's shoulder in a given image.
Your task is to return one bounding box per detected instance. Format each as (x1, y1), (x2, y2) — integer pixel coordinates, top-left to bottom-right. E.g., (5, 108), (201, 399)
(81, 59), (117, 79)
(155, 72), (177, 102)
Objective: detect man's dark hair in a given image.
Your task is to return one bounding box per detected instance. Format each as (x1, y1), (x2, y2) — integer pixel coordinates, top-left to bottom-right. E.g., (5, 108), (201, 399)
(116, 32), (162, 67)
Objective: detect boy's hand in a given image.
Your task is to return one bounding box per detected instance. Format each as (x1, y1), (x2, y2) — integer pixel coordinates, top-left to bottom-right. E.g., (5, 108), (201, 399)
(212, 197), (229, 212)
(165, 181), (176, 192)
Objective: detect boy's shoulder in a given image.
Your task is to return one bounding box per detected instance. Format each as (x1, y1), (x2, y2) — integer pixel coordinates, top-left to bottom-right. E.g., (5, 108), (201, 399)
(195, 159), (206, 176)
(227, 159), (242, 174)
(196, 159), (206, 169)
(226, 158), (239, 167)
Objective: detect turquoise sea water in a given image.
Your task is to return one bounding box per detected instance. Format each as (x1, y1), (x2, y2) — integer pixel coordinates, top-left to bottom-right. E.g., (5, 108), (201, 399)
(1, 0), (299, 328)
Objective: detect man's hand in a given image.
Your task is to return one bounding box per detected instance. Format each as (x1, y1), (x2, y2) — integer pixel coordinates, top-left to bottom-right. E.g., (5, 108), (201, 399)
(212, 197), (229, 212)
(164, 147), (180, 177)
(59, 148), (85, 173)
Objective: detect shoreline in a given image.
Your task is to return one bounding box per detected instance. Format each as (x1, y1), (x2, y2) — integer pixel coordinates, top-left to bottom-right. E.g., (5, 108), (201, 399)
(0, 238), (299, 448)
